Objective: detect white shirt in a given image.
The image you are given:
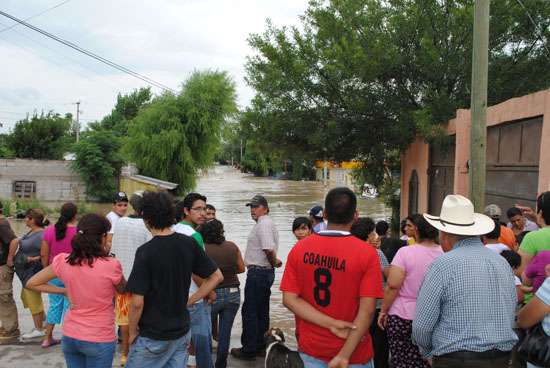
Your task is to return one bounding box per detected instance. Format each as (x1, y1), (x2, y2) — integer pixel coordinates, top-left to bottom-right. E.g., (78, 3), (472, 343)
(106, 211), (121, 234)
(485, 243), (509, 254)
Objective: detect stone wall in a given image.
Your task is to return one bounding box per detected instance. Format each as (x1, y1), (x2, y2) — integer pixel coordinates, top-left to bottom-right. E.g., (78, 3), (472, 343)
(0, 158), (88, 201)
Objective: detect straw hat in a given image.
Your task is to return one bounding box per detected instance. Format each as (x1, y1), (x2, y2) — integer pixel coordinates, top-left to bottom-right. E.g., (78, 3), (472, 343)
(423, 195), (495, 236)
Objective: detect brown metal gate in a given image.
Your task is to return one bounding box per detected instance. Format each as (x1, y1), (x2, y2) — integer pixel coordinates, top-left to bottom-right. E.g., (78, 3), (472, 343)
(428, 137), (456, 216)
(485, 116), (542, 212)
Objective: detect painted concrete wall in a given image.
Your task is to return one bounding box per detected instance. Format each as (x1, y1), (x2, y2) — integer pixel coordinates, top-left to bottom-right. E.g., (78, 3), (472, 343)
(400, 139), (430, 220)
(401, 89), (550, 220)
(0, 158), (88, 201)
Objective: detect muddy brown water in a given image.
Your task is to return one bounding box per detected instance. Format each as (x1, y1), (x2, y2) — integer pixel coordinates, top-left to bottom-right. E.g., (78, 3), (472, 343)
(9, 165), (389, 347)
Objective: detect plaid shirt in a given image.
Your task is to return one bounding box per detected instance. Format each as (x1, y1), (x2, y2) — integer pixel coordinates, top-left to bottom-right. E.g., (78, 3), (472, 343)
(244, 214), (279, 267)
(412, 237), (518, 359)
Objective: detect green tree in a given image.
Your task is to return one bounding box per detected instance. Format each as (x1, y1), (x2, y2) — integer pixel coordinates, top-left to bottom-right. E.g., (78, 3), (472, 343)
(244, 0), (549, 221)
(69, 130), (125, 201)
(8, 111), (71, 159)
(99, 87), (152, 136)
(124, 70), (237, 194)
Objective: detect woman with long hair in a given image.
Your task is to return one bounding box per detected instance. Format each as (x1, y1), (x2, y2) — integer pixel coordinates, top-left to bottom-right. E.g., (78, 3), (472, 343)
(27, 214), (126, 367)
(378, 215), (443, 368)
(12, 208), (50, 339)
(198, 219), (245, 368)
(39, 202), (78, 348)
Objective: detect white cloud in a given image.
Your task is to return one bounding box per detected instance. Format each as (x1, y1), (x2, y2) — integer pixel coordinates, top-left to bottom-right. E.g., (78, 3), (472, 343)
(0, 0), (309, 132)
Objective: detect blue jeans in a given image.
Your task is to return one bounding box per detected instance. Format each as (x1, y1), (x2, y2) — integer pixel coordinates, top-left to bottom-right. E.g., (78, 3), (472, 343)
(211, 287), (240, 368)
(241, 268), (274, 353)
(126, 331), (190, 368)
(299, 351), (374, 368)
(188, 302), (213, 368)
(61, 335), (116, 368)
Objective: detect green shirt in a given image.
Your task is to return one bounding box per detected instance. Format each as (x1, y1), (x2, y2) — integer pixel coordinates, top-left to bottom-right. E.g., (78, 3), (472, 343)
(519, 227), (550, 256)
(175, 221), (204, 249)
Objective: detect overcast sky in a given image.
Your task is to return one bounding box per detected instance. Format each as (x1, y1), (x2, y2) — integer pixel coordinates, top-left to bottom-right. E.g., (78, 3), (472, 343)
(0, 0), (310, 133)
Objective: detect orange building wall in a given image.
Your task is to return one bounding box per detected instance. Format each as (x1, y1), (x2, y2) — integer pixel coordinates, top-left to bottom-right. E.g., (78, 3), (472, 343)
(400, 139), (430, 220)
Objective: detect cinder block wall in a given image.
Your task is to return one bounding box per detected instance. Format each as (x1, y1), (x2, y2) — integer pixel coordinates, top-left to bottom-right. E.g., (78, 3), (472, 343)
(0, 159), (88, 201)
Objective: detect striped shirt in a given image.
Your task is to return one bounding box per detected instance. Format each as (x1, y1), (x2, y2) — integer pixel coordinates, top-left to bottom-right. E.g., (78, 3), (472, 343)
(535, 277), (550, 335)
(376, 248), (389, 309)
(412, 237), (518, 359)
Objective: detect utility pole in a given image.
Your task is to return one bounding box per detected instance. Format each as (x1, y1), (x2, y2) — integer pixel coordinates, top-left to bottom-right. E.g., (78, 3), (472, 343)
(468, 0), (490, 212)
(74, 100), (81, 142)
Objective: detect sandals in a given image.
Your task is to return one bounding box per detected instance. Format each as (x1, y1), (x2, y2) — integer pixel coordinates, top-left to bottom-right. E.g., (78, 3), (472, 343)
(41, 338), (59, 348)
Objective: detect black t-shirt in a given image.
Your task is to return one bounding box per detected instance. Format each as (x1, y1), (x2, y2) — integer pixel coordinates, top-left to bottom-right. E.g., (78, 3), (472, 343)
(0, 217), (17, 266)
(126, 232), (218, 341)
(380, 237), (407, 264)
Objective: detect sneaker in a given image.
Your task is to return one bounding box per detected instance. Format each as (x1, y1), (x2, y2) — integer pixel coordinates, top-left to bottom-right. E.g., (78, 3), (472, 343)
(120, 355), (127, 367)
(212, 340), (218, 351)
(187, 354), (196, 368)
(22, 328), (46, 339)
(230, 347), (256, 361)
(0, 330), (20, 340)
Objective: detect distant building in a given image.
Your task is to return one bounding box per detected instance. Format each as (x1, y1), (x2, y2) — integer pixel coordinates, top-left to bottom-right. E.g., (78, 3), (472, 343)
(314, 160), (362, 188)
(0, 158), (90, 201)
(119, 163), (178, 195)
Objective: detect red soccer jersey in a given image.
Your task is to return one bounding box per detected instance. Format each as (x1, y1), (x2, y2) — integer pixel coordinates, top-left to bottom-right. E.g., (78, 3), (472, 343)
(280, 233), (383, 364)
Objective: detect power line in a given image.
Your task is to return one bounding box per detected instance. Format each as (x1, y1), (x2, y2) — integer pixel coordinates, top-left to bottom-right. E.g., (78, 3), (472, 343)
(0, 20), (136, 92)
(0, 10), (176, 93)
(0, 10), (228, 115)
(0, 0), (72, 33)
(515, 0), (550, 60)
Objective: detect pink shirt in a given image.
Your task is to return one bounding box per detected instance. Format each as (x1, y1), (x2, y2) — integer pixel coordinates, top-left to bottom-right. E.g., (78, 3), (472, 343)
(389, 244), (443, 320)
(42, 226), (76, 264)
(52, 253), (122, 342)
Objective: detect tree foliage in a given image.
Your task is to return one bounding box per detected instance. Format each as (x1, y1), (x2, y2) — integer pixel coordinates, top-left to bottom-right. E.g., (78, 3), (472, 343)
(243, 0), (549, 219)
(123, 70), (237, 194)
(69, 130), (125, 201)
(98, 87), (152, 136)
(7, 111), (71, 159)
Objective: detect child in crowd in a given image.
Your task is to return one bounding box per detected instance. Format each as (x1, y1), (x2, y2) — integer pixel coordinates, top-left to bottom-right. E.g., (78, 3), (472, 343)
(206, 204), (216, 220)
(501, 250), (525, 304)
(106, 192), (128, 245)
(292, 217), (313, 241)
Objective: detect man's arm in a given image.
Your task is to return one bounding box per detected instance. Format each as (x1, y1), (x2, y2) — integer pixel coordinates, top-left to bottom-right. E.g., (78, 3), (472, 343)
(328, 297), (377, 368)
(264, 249), (282, 268)
(188, 269), (223, 305)
(191, 274), (217, 304)
(282, 291), (356, 339)
(128, 294), (144, 346)
(6, 237), (18, 267)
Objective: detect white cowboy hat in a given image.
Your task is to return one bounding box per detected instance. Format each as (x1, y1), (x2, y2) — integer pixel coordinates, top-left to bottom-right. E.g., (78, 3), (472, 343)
(423, 195), (495, 236)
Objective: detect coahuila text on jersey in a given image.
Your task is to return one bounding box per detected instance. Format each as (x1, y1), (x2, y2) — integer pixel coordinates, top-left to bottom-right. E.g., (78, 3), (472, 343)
(303, 252), (346, 272)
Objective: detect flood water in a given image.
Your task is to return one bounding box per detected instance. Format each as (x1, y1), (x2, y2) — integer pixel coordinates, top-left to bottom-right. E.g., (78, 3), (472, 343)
(9, 165), (390, 345)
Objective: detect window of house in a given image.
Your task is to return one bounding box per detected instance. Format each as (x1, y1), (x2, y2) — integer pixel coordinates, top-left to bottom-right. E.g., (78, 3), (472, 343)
(13, 181), (36, 199)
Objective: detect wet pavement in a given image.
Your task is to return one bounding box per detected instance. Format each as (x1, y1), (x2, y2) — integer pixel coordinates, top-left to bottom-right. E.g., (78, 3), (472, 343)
(0, 165), (389, 367)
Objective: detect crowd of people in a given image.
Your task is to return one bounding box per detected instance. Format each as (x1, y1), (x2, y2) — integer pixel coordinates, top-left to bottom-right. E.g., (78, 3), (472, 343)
(0, 187), (549, 368)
